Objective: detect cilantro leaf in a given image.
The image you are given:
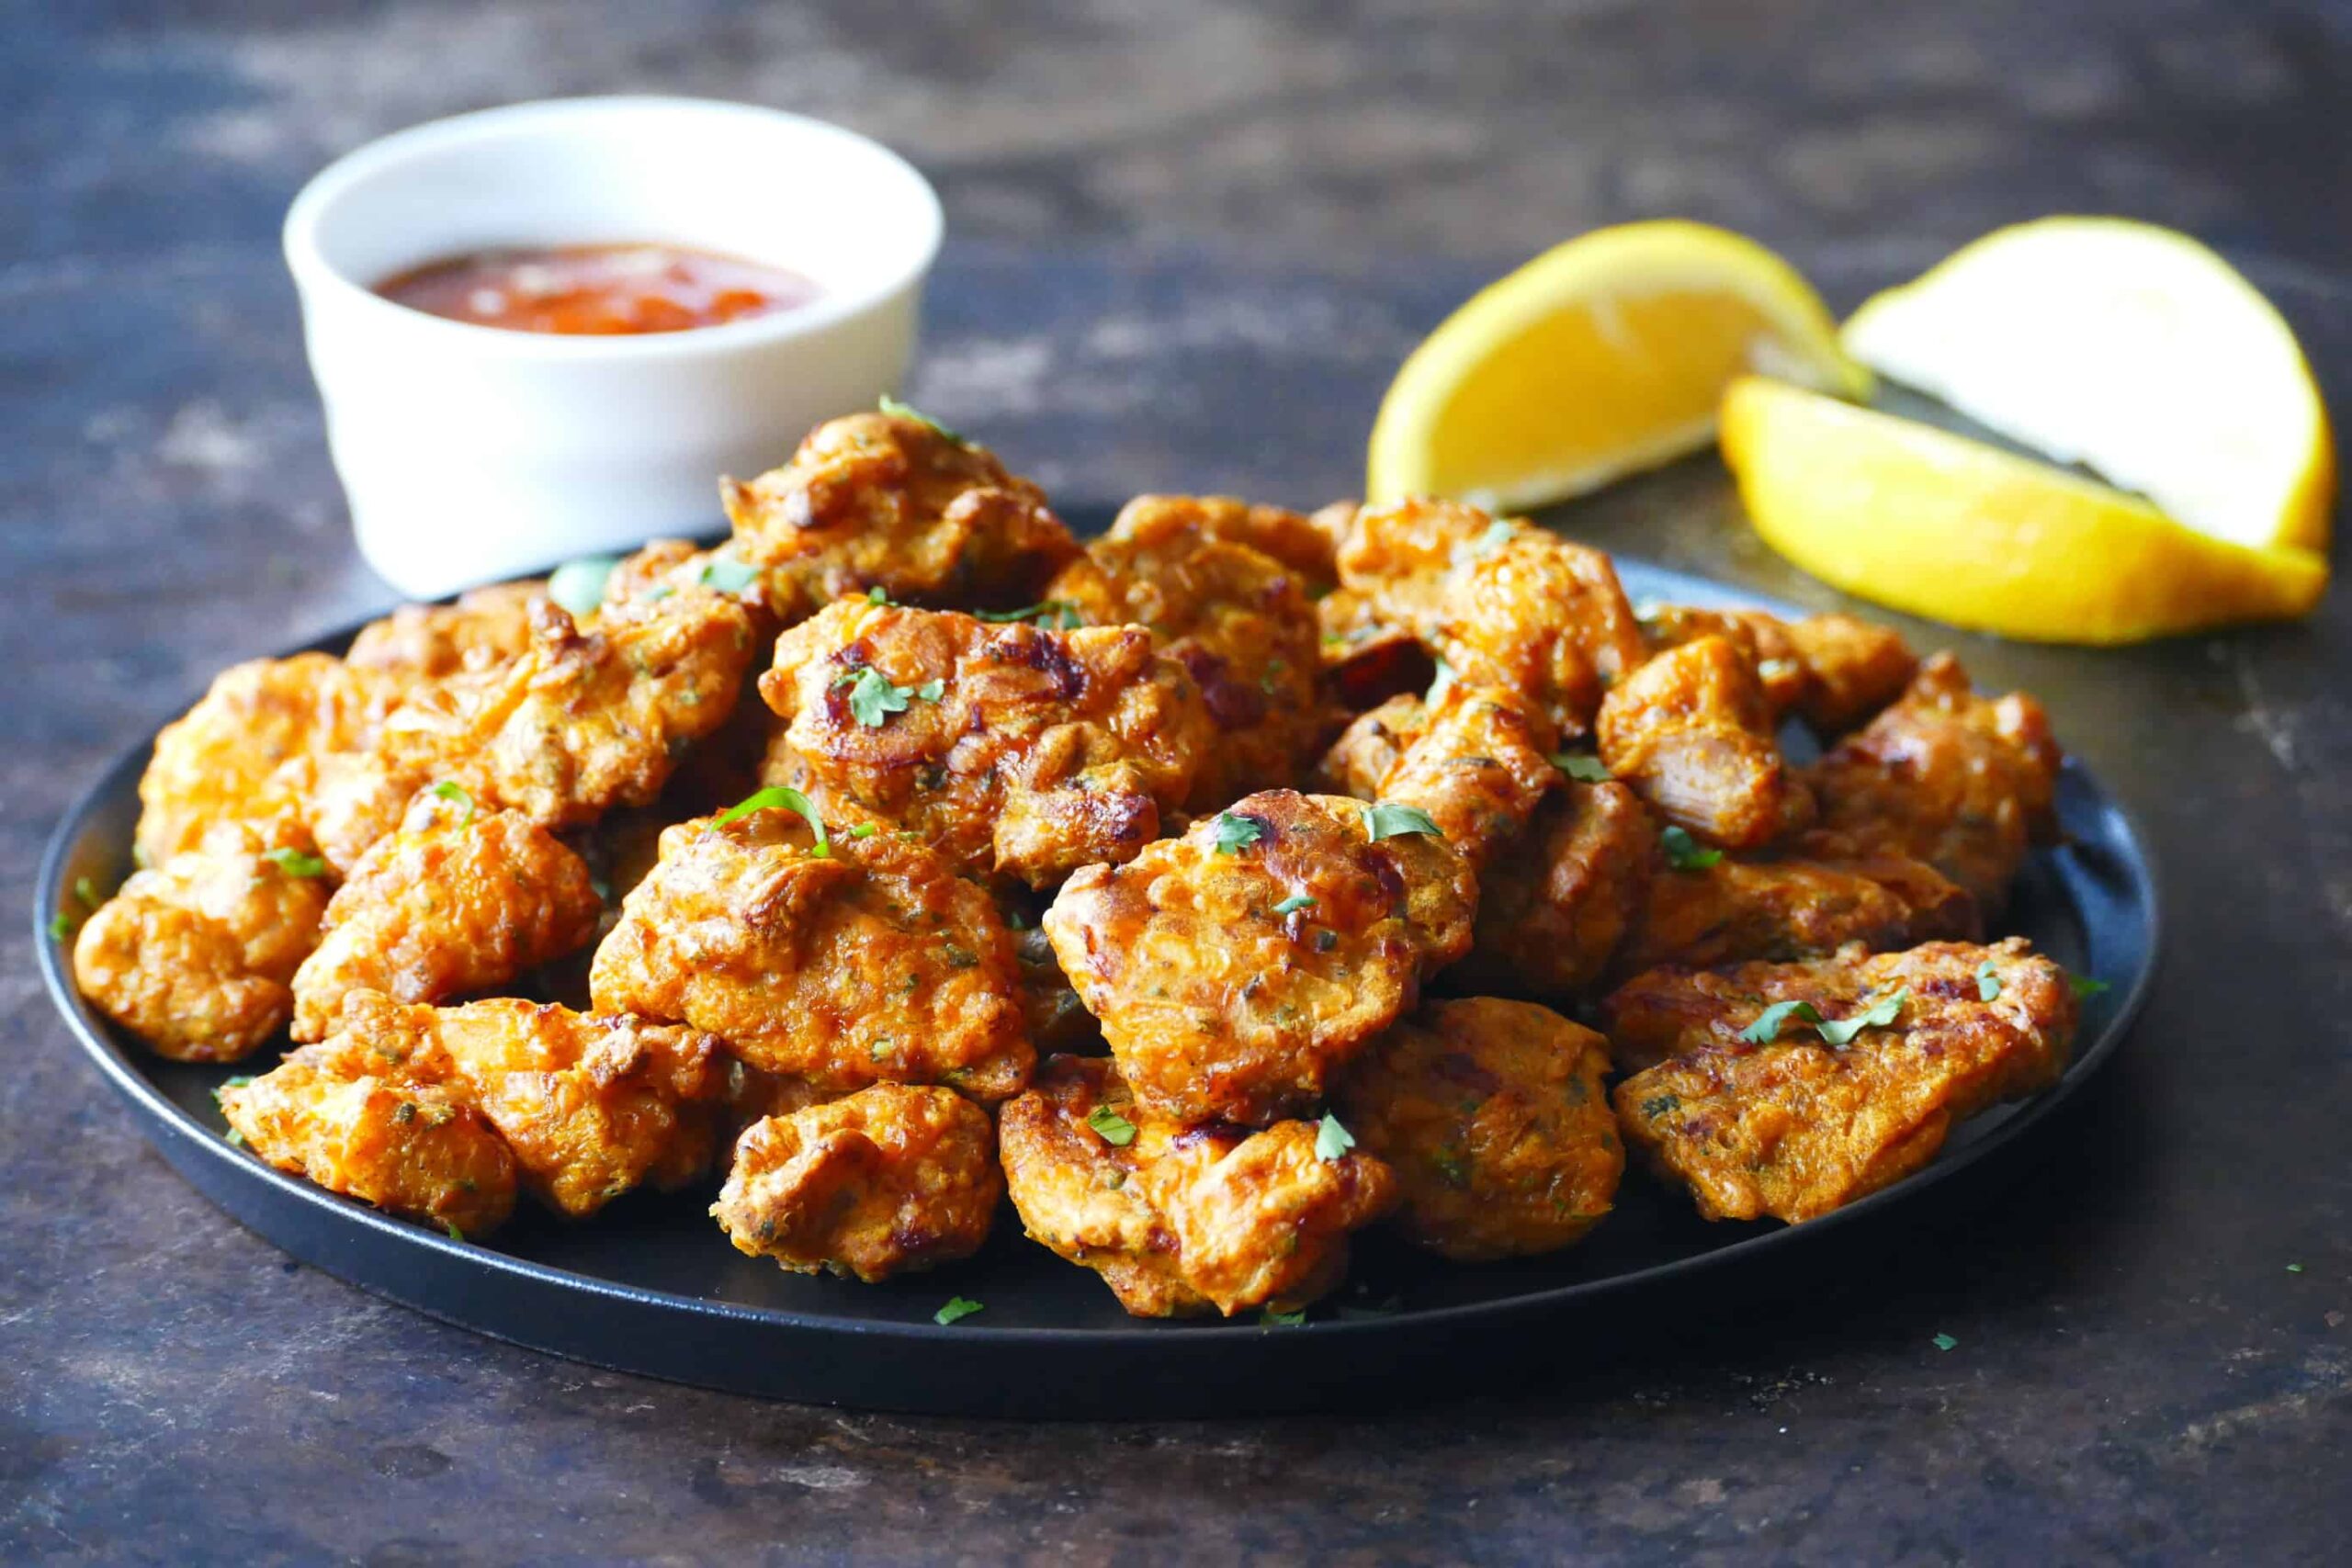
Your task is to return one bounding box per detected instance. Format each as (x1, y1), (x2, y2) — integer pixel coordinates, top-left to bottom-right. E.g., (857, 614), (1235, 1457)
(429, 781), (476, 826)
(835, 666), (912, 727)
(1315, 1113), (1355, 1162)
(263, 846), (329, 879)
(933, 1295), (985, 1326)
(2069, 974), (2110, 1000)
(1552, 752), (1612, 783)
(710, 785), (831, 856)
(914, 678), (945, 703)
(73, 876), (102, 909)
(547, 555), (620, 616)
(1363, 803), (1443, 841)
(1976, 960), (2003, 1002)
(847, 823), (877, 840)
(973, 601), (1083, 630)
(1659, 825), (1723, 872)
(1209, 813), (1266, 855)
(879, 394), (968, 446)
(1738, 999), (1824, 1044)
(1085, 1104), (1137, 1147)
(698, 556), (758, 594)
(866, 585), (891, 604)
(1815, 988), (1907, 1047)
(1272, 894), (1317, 917)
(1450, 519), (1515, 570)
(47, 913), (76, 943)
(1931, 1332), (1957, 1352)
(443, 1221), (466, 1243)
(1261, 1307), (1307, 1326)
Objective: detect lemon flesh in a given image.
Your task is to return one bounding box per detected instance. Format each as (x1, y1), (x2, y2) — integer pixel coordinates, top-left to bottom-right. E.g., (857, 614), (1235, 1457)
(1368, 220), (1864, 511)
(1721, 376), (2327, 644)
(1843, 217), (2335, 554)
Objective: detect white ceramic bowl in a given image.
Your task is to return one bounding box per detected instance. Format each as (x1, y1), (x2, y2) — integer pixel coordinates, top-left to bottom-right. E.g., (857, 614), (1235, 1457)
(284, 96), (943, 599)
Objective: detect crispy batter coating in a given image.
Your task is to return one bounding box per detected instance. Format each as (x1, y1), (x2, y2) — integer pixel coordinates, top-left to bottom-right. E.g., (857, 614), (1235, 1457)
(72, 823), (332, 1062)
(1333, 998), (1622, 1261)
(1317, 684), (1558, 872)
(1044, 789), (1477, 1124)
(434, 998), (726, 1217)
(1000, 1055), (1398, 1316)
(289, 792), (602, 1042)
(346, 581), (545, 680)
(1806, 653), (2063, 912)
(1109, 493), (1342, 592)
(1046, 495), (1325, 807)
(1615, 846), (1979, 978)
(1783, 614), (1918, 735)
(589, 803), (1033, 1100)
(1635, 603), (1813, 715)
(1610, 939), (2077, 1221)
(710, 1083), (1001, 1282)
(758, 600), (1212, 889)
(136, 653), (390, 863)
(1453, 780), (1656, 1001)
(1597, 634), (1813, 849)
(1335, 499), (1646, 738)
(218, 993), (516, 1237)
(721, 412), (1080, 620)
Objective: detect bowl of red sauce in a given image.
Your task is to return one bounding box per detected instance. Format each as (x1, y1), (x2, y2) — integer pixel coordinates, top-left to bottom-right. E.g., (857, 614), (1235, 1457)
(284, 97), (943, 597)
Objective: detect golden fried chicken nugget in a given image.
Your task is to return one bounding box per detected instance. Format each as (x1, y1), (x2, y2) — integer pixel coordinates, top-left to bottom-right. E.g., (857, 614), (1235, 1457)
(710, 1083), (1001, 1282)
(722, 411), (1080, 620)
(1610, 939), (2077, 1221)
(1044, 789), (1476, 1124)
(346, 581), (545, 680)
(1453, 780), (1657, 1001)
(1614, 845), (1979, 979)
(1317, 683), (1558, 872)
(1634, 603), (1813, 715)
(433, 998), (727, 1217)
(1333, 998), (1622, 1261)
(73, 823), (333, 1062)
(136, 653), (390, 863)
(1000, 1055), (1398, 1316)
(1597, 634), (1813, 850)
(588, 802), (1032, 1100)
(1335, 499), (1646, 738)
(218, 993), (516, 1238)
(289, 791), (602, 1042)
(758, 600), (1212, 889)
(1046, 495), (1325, 807)
(1806, 653), (2063, 912)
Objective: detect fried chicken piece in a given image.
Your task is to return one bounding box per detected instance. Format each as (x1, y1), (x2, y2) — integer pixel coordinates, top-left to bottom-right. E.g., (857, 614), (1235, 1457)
(588, 801), (1032, 1100)
(1110, 493), (1343, 592)
(345, 581), (545, 680)
(289, 791), (603, 1042)
(1452, 780), (1657, 1001)
(710, 1083), (1001, 1282)
(758, 599), (1212, 889)
(721, 411), (1080, 620)
(1634, 603), (1813, 715)
(136, 653), (390, 863)
(1000, 1055), (1397, 1316)
(1806, 653), (2063, 912)
(1317, 683), (1558, 872)
(1783, 614), (1917, 735)
(72, 823), (333, 1062)
(1045, 789), (1477, 1124)
(1613, 846), (1979, 978)
(1335, 499), (1646, 738)
(1046, 495), (1325, 807)
(433, 998), (727, 1217)
(266, 750), (417, 879)
(1610, 939), (2077, 1221)
(217, 992), (516, 1237)
(1597, 634), (1813, 849)
(1333, 998), (1622, 1261)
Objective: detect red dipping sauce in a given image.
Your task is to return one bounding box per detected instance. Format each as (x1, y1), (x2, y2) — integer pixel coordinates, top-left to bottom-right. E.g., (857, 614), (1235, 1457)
(374, 243), (821, 335)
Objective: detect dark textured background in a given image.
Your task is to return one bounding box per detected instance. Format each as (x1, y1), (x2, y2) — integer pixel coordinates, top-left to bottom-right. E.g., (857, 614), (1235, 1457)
(6, 2), (2350, 1562)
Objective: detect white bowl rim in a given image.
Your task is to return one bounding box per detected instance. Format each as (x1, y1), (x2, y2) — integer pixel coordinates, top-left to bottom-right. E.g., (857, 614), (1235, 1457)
(282, 95), (944, 363)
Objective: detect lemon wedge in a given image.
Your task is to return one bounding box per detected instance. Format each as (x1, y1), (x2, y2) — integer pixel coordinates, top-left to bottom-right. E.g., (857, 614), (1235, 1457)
(1842, 217), (2335, 554)
(1720, 376), (2328, 644)
(1367, 220), (1864, 511)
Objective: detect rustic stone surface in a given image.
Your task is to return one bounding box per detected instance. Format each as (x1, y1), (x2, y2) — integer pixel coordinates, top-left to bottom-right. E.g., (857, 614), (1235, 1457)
(6, 2), (2349, 1561)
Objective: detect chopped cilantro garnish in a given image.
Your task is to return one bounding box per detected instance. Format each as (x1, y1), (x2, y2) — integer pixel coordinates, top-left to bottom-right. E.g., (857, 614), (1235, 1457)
(847, 823), (877, 840)
(866, 585), (890, 604)
(833, 666), (945, 727)
(263, 846), (329, 879)
(1738, 999), (1824, 1044)
(1085, 1104), (1137, 1146)
(1815, 988), (1907, 1047)
(224, 1127), (246, 1148)
(973, 601), (1083, 630)
(710, 785), (831, 856)
(1552, 753), (1611, 783)
(1314, 1113), (1355, 1162)
(1659, 825), (1723, 872)
(443, 1221), (466, 1243)
(547, 555), (620, 616)
(2287, 1262), (2304, 1273)
(429, 781), (475, 825)
(47, 912), (75, 942)
(1931, 1332), (1957, 1352)
(914, 678), (944, 703)
(698, 556), (758, 594)
(1976, 960), (2003, 1001)
(1261, 1307), (1307, 1327)
(2069, 974), (2110, 1000)
(1363, 803), (1443, 842)
(1450, 519), (1515, 570)
(879, 394), (967, 446)
(933, 1295), (985, 1326)
(1209, 812), (1266, 855)
(1272, 894), (1317, 917)
(73, 876), (102, 909)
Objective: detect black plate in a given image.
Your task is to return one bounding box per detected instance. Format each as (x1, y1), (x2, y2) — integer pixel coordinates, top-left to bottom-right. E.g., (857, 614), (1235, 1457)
(34, 551), (2158, 1416)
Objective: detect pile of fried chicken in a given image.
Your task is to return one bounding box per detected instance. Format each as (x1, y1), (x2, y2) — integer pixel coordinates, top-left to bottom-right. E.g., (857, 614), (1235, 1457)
(72, 407), (2080, 1319)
